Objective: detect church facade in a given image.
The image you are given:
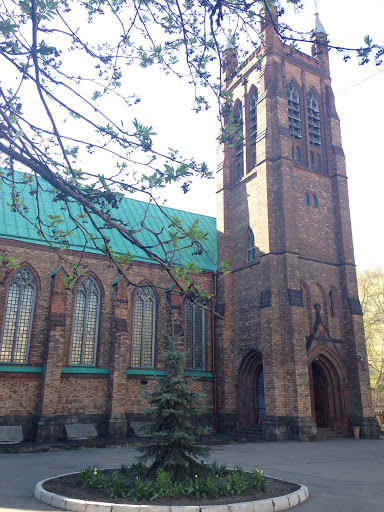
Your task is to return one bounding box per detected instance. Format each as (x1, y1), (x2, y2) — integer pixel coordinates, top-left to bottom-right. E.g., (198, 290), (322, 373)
(0, 9), (378, 442)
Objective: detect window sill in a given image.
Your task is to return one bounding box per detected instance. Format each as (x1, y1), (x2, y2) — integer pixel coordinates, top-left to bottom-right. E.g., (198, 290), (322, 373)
(0, 365), (42, 373)
(61, 367), (109, 374)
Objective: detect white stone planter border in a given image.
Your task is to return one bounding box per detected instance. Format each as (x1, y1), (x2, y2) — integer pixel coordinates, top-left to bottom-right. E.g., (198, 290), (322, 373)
(34, 472), (308, 512)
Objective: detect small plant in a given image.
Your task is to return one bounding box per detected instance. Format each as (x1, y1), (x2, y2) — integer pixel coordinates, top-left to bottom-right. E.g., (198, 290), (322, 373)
(108, 472), (131, 498)
(120, 464), (129, 476)
(76, 466), (107, 491)
(133, 477), (156, 501)
(155, 468), (173, 498)
(250, 469), (267, 491)
(212, 461), (228, 476)
(202, 475), (220, 498)
(130, 461), (147, 476)
(172, 480), (184, 496)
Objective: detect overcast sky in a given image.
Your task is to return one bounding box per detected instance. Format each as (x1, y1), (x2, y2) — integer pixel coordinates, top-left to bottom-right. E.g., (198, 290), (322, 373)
(143, 0), (384, 271)
(2, 1), (383, 271)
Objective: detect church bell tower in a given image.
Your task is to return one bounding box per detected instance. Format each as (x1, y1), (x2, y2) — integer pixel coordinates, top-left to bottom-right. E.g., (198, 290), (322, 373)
(215, 6), (378, 440)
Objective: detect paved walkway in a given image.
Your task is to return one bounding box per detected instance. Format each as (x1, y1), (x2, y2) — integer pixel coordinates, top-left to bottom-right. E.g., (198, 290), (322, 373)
(0, 438), (383, 512)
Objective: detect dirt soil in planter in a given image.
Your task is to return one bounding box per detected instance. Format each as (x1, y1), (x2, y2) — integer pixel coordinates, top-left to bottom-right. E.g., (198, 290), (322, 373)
(43, 470), (300, 506)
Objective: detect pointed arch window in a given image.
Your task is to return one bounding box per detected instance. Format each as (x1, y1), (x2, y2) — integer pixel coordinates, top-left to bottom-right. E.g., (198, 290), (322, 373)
(69, 276), (100, 366)
(132, 286), (155, 367)
(250, 89), (258, 167)
(233, 102), (244, 183)
(287, 82), (302, 139)
(246, 228), (256, 262)
(308, 90), (321, 146)
(0, 267), (36, 363)
(329, 291), (335, 317)
(185, 301), (205, 370)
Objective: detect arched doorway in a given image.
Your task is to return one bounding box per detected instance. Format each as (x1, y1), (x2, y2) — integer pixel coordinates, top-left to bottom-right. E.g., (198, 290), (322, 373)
(237, 351), (264, 430)
(309, 354), (346, 431)
(311, 362), (329, 427)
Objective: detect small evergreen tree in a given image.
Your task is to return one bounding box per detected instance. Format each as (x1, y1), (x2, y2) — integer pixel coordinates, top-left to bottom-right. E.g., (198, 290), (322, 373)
(138, 334), (212, 480)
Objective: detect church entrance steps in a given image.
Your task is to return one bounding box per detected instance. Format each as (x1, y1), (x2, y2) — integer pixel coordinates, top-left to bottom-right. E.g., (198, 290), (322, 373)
(316, 427), (351, 440)
(235, 425), (264, 442)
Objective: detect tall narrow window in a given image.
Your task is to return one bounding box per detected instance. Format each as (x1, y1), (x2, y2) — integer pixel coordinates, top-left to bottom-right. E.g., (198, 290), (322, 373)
(250, 89), (258, 167)
(246, 228), (256, 262)
(287, 82), (302, 139)
(0, 267), (36, 363)
(69, 276), (100, 365)
(308, 90), (321, 146)
(185, 301), (204, 370)
(329, 291), (335, 317)
(233, 102), (244, 183)
(132, 286), (155, 367)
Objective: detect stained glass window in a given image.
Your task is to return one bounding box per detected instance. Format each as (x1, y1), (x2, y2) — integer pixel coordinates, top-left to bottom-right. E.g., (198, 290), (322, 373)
(132, 287), (155, 367)
(69, 276), (100, 365)
(308, 90), (321, 146)
(246, 228), (256, 262)
(185, 301), (204, 370)
(287, 82), (302, 139)
(0, 267), (36, 363)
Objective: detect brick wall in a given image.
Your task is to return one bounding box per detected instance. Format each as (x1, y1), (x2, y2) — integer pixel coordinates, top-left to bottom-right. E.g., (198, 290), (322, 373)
(0, 238), (215, 440)
(215, 13), (377, 440)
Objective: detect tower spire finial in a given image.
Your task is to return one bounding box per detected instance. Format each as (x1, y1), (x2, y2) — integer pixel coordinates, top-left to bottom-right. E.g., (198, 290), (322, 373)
(225, 29), (236, 50)
(313, 1), (326, 35)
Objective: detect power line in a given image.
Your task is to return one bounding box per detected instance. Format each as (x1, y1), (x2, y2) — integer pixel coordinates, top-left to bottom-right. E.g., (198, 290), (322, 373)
(335, 69), (384, 97)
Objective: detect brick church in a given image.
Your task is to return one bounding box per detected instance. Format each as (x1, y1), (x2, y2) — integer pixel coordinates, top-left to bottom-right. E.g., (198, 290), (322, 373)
(0, 8), (378, 442)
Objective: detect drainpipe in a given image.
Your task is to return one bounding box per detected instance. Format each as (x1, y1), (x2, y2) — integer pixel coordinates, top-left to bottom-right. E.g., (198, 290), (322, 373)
(212, 271), (218, 432)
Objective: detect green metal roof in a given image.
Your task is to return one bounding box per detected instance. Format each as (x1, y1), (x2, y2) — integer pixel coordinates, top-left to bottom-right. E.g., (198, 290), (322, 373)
(0, 172), (217, 271)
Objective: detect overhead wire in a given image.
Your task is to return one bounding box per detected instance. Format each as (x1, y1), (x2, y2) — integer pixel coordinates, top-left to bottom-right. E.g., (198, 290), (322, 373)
(335, 69), (384, 97)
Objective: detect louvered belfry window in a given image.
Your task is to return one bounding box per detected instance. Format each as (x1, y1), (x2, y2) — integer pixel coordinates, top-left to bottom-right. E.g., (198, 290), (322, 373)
(250, 89), (258, 146)
(0, 267), (36, 363)
(308, 90), (321, 146)
(185, 300), (204, 370)
(287, 82), (302, 139)
(69, 276), (100, 366)
(132, 286), (155, 367)
(246, 228), (256, 262)
(233, 102), (244, 182)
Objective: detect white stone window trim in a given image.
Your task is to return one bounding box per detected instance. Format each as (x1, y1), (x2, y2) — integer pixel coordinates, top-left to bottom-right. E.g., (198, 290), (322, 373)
(131, 286), (156, 368)
(0, 267), (36, 364)
(69, 276), (101, 366)
(185, 300), (205, 370)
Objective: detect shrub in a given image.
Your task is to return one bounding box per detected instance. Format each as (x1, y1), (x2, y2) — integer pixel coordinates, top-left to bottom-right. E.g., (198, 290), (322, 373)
(138, 335), (212, 480)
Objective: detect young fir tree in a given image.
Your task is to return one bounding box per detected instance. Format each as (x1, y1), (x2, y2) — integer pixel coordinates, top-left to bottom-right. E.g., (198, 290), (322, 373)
(138, 334), (212, 480)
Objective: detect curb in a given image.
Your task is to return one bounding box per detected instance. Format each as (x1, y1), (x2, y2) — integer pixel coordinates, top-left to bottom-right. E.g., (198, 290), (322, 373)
(34, 473), (309, 512)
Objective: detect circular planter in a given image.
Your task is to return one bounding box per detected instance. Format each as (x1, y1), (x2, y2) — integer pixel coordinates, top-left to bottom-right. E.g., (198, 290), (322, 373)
(34, 472), (309, 512)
